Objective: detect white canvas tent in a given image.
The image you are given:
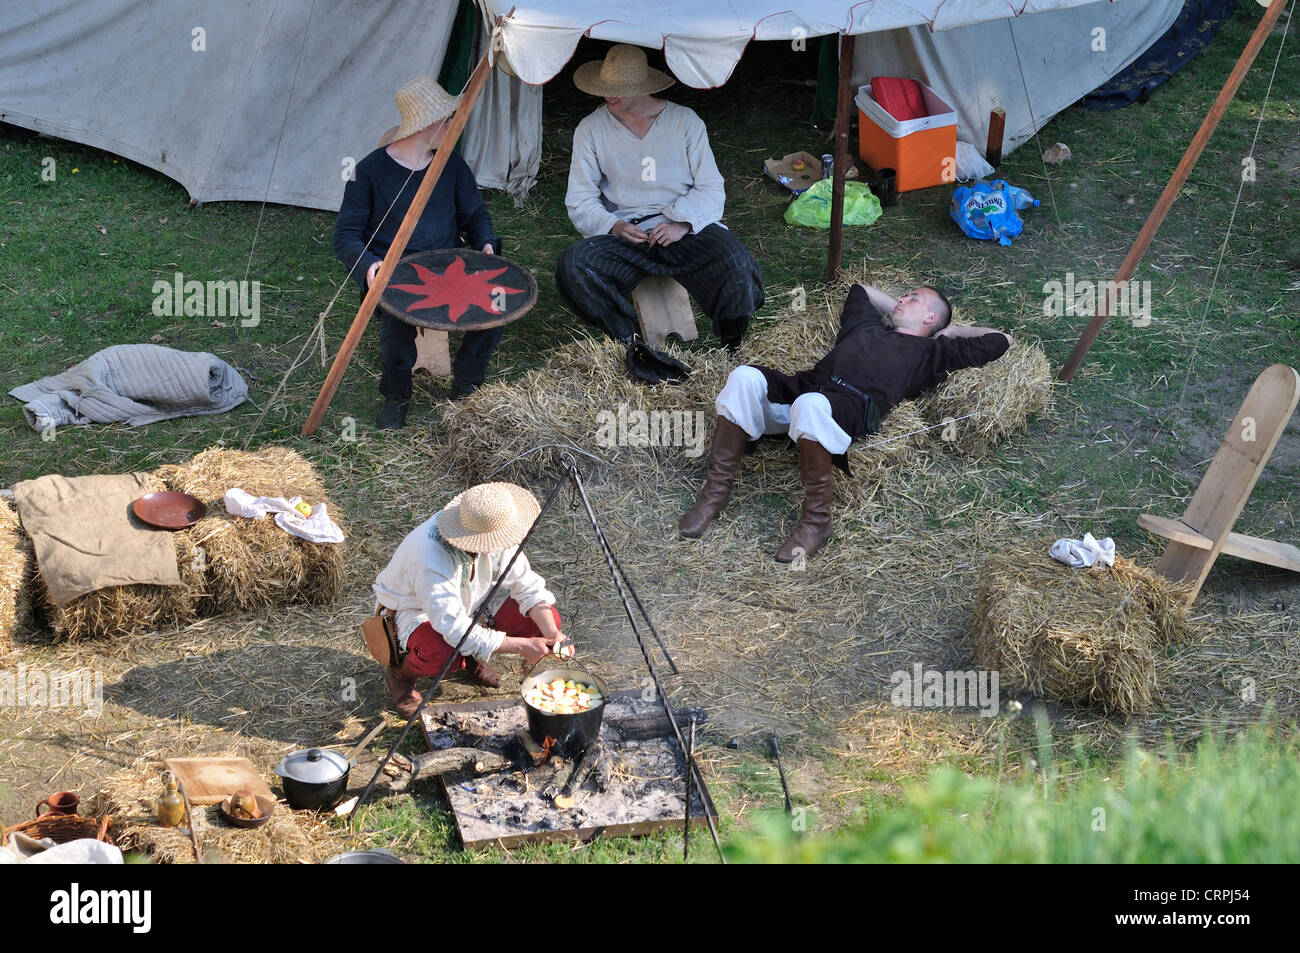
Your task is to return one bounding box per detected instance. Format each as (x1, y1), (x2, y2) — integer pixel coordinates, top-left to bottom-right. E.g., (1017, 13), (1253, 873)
(0, 0), (540, 208)
(490, 0), (1182, 178)
(0, 0), (1180, 209)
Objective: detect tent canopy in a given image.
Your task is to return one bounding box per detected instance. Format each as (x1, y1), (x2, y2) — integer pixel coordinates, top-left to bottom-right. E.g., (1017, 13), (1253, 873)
(487, 0), (1117, 88)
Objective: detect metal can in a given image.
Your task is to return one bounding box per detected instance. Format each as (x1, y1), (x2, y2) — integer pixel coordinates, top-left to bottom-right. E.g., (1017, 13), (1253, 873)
(821, 154), (834, 180)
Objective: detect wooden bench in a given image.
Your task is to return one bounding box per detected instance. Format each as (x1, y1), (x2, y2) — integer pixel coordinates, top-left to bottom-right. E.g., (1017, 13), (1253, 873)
(632, 276), (698, 348)
(1138, 363), (1300, 604)
(413, 328), (452, 378)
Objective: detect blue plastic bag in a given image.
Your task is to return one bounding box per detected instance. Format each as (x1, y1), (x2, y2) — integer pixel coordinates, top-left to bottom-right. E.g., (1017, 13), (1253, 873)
(950, 179), (1028, 246)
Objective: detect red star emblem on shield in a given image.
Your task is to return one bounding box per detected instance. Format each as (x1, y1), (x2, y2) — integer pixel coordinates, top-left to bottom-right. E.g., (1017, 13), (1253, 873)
(389, 255), (527, 324)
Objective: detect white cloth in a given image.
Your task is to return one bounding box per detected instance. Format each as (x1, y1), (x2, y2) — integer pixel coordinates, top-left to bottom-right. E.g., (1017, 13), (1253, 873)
(223, 489), (344, 544)
(1049, 532), (1116, 569)
(565, 102), (726, 239)
(715, 365), (852, 455)
(372, 513), (556, 663)
(19, 839), (124, 864)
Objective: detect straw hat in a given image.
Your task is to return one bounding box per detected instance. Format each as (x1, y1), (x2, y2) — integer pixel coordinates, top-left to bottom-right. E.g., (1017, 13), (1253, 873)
(378, 75), (460, 148)
(438, 482), (540, 553)
(574, 44), (674, 98)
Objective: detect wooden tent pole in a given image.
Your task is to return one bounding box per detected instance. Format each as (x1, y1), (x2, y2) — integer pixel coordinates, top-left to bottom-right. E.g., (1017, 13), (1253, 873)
(1058, 0), (1290, 382)
(301, 47), (495, 437)
(824, 33), (856, 283)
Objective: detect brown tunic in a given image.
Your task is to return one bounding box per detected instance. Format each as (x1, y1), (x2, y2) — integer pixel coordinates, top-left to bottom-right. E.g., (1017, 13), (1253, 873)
(757, 283), (1010, 442)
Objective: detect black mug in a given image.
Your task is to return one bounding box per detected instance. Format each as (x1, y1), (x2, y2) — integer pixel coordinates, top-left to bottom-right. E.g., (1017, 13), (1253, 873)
(873, 168), (898, 207)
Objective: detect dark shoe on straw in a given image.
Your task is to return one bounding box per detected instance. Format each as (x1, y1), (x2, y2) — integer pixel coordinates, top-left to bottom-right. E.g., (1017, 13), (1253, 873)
(376, 399), (410, 430)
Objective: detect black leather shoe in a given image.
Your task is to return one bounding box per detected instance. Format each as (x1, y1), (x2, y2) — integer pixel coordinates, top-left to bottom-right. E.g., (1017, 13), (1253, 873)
(376, 399), (409, 430)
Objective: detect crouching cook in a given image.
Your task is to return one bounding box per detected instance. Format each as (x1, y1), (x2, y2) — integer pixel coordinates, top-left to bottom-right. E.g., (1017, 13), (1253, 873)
(373, 482), (567, 716)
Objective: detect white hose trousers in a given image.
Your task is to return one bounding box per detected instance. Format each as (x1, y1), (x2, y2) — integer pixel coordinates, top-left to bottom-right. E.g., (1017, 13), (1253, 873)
(714, 365), (852, 455)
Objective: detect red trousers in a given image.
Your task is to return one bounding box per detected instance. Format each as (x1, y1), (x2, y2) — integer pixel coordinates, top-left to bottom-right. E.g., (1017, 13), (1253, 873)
(404, 598), (562, 677)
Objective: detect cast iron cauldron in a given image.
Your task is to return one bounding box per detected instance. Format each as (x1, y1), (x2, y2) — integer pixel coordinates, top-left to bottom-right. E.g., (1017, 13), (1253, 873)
(274, 747), (350, 811)
(521, 655), (609, 757)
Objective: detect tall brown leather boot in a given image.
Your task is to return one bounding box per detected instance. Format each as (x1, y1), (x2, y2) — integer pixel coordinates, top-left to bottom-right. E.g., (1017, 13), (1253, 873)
(384, 658), (423, 718)
(776, 439), (835, 563)
(679, 416), (750, 538)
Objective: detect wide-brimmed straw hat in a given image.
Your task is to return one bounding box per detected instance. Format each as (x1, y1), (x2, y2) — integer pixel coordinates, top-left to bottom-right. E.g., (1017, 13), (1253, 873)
(378, 75), (460, 147)
(574, 44), (674, 98)
(438, 482), (540, 553)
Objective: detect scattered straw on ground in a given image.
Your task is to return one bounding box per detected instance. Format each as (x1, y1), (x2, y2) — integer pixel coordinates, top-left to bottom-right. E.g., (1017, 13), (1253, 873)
(973, 542), (1194, 715)
(90, 758), (337, 864)
(0, 496), (36, 646)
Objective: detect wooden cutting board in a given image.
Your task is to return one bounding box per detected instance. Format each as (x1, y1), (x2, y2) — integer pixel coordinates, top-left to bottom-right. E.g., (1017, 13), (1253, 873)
(164, 757), (274, 805)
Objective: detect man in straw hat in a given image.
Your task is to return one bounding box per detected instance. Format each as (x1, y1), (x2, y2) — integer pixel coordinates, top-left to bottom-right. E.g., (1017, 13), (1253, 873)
(556, 45), (763, 349)
(334, 76), (502, 429)
(680, 283), (1011, 561)
(373, 482), (569, 717)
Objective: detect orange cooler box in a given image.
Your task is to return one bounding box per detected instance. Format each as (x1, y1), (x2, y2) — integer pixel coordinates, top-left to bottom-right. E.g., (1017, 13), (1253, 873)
(856, 82), (957, 193)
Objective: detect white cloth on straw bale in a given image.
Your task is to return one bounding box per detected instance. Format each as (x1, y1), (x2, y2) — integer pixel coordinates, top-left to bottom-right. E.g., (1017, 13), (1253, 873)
(1049, 532), (1116, 569)
(223, 489), (344, 544)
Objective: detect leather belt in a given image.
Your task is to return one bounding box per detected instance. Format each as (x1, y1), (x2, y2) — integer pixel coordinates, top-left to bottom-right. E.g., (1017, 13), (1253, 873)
(825, 376), (882, 434)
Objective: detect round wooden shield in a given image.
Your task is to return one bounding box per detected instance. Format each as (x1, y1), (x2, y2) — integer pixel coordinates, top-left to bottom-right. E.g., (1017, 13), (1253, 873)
(377, 248), (538, 331)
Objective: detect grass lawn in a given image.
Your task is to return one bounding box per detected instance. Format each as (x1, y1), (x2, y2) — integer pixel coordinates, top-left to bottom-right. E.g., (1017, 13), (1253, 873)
(0, 3), (1297, 862)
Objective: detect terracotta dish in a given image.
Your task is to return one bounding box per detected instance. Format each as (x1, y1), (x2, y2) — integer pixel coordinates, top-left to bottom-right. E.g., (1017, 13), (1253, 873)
(133, 492), (207, 530)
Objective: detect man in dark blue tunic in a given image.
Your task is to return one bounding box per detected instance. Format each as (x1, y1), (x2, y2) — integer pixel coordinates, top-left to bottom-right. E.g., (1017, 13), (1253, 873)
(334, 76), (501, 429)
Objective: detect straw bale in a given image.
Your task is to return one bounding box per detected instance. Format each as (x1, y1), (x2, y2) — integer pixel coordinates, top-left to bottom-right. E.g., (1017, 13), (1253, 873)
(34, 476), (205, 641)
(917, 341), (1054, 457)
(156, 445), (327, 503)
(90, 761), (337, 864)
(441, 274), (1047, 492)
(158, 447), (344, 613)
(972, 542), (1193, 714)
(0, 496), (37, 645)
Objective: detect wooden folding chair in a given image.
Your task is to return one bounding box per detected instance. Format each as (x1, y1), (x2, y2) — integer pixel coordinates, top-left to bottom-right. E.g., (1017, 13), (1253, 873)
(1138, 363), (1300, 604)
(632, 276), (699, 348)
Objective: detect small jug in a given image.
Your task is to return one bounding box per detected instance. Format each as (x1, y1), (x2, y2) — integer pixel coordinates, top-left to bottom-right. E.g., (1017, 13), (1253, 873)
(36, 791), (79, 817)
(156, 771), (186, 828)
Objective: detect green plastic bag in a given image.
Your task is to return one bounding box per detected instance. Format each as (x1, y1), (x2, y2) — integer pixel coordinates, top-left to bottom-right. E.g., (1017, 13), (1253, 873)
(783, 178), (883, 229)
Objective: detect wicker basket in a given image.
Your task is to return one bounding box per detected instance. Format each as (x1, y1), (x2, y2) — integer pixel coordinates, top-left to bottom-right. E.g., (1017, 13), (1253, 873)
(3, 813), (113, 846)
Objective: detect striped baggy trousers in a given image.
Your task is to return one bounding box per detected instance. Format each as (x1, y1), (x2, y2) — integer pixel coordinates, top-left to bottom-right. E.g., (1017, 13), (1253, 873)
(555, 223), (764, 345)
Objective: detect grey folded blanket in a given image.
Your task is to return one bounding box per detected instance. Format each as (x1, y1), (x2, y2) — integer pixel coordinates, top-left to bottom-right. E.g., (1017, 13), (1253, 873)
(9, 344), (248, 430)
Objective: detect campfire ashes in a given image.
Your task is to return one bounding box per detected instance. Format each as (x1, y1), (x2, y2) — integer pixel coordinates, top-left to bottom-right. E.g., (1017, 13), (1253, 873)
(424, 693), (711, 850)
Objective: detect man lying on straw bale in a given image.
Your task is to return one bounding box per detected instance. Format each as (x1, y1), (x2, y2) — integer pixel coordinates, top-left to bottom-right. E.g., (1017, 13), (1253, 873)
(681, 283), (1012, 561)
(334, 76), (503, 430)
(373, 483), (568, 717)
(555, 45), (764, 350)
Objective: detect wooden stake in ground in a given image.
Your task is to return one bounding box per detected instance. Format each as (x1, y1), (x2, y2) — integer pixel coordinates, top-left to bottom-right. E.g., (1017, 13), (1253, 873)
(824, 34), (856, 284)
(985, 107), (1006, 168)
(1058, 0), (1290, 382)
(301, 49), (495, 437)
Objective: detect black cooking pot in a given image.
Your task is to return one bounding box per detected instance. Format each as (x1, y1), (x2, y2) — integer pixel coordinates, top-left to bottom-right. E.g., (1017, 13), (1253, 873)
(521, 656), (608, 757)
(274, 747), (350, 810)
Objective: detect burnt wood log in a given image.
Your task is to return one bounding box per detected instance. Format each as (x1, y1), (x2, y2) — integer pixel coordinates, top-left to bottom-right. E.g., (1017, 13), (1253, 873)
(609, 708), (705, 742)
(407, 747), (511, 780)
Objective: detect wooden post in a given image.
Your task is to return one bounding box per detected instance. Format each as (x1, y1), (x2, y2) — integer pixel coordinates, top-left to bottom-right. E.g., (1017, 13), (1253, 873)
(985, 106), (1006, 168)
(301, 48), (494, 436)
(1059, 0), (1289, 382)
(824, 33), (856, 284)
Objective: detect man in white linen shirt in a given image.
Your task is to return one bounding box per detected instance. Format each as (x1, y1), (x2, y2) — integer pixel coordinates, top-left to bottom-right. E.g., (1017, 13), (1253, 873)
(373, 482), (568, 717)
(555, 44), (764, 349)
